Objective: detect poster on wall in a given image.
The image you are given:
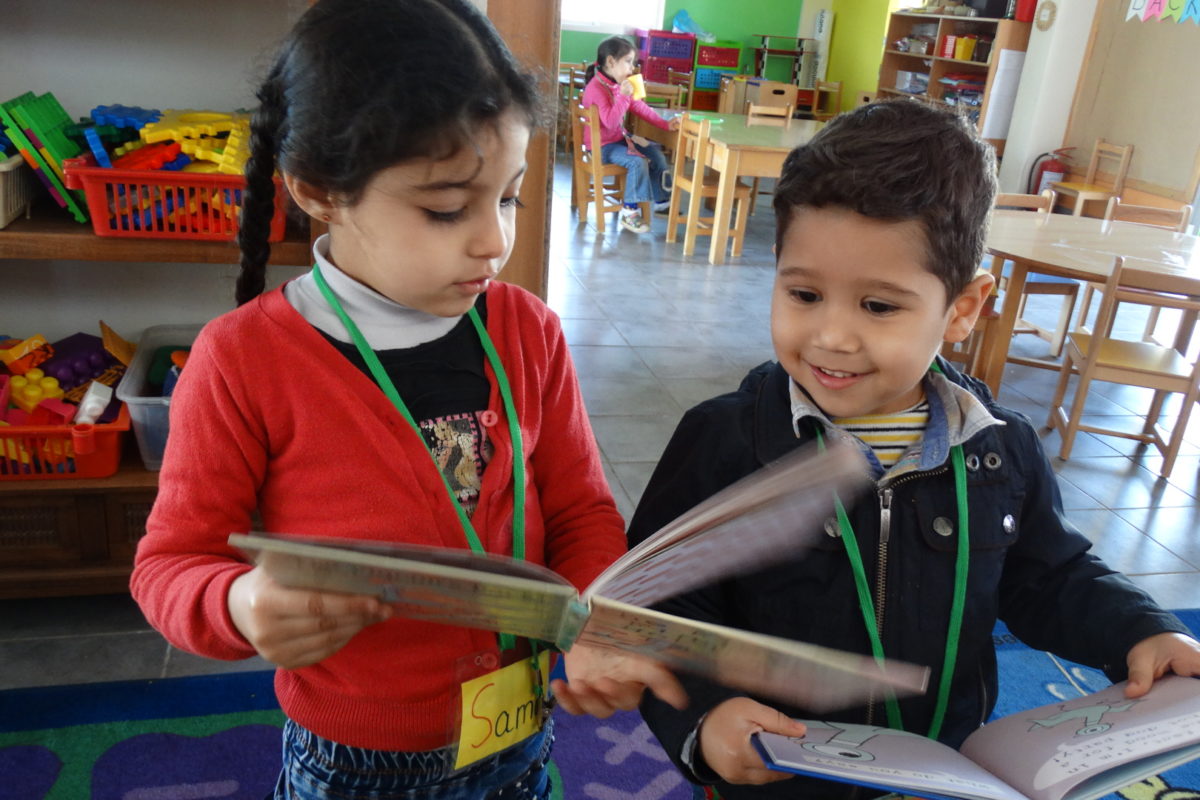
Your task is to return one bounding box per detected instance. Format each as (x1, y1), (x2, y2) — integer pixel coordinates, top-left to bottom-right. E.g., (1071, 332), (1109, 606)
(812, 9), (833, 82)
(1125, 0), (1200, 22)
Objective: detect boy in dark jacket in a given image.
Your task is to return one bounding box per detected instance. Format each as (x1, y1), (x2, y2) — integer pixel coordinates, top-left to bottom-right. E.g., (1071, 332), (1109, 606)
(626, 99), (1200, 800)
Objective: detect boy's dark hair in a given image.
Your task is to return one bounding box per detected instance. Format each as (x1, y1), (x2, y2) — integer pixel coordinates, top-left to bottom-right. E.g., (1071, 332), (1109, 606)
(772, 98), (997, 303)
(236, 0), (544, 305)
(585, 36), (636, 84)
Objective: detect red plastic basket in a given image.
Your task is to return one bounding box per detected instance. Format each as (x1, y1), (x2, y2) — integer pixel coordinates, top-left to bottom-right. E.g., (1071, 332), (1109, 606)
(0, 403), (130, 480)
(641, 55), (694, 84)
(696, 44), (740, 68)
(63, 155), (286, 242)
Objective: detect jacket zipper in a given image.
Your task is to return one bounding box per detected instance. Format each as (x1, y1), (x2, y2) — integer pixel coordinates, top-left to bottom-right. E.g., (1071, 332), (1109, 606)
(864, 466), (947, 727)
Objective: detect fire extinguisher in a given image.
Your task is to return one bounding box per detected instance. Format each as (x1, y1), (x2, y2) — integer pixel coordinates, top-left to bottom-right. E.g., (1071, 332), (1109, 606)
(1028, 148), (1073, 195)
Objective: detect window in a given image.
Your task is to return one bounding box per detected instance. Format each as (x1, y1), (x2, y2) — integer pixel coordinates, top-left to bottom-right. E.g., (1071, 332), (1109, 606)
(560, 0), (666, 35)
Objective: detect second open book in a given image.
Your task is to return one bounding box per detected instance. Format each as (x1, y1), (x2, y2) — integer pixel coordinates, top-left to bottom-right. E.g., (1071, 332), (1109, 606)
(228, 442), (930, 711)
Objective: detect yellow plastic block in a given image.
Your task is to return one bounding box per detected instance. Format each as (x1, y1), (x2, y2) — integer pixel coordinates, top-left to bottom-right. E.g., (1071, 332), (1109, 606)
(10, 368), (64, 413)
(139, 109), (250, 144)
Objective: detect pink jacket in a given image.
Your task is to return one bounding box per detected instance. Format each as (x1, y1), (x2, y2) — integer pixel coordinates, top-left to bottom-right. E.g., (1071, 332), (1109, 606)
(581, 69), (672, 150)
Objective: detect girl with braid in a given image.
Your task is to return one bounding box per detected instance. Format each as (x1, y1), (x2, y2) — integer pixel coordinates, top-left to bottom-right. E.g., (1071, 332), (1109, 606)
(130, 2), (685, 797)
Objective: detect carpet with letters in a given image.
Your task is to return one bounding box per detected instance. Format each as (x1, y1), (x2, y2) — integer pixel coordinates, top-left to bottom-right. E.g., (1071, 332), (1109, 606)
(1, 610), (1197, 800)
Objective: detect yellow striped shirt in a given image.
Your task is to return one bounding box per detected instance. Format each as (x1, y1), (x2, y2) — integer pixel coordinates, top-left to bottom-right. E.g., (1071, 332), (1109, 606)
(833, 402), (930, 468)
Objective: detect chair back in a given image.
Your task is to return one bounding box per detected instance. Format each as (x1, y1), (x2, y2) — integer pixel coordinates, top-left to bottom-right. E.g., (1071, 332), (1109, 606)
(745, 102), (794, 127)
(1103, 197), (1192, 232)
(994, 189), (1056, 213)
(813, 80), (843, 120)
(666, 68), (693, 107)
(1082, 139), (1133, 194)
(644, 82), (684, 110)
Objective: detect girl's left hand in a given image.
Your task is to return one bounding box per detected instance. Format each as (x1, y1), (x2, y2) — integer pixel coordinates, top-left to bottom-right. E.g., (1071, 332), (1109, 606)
(554, 643), (688, 718)
(1124, 632), (1200, 697)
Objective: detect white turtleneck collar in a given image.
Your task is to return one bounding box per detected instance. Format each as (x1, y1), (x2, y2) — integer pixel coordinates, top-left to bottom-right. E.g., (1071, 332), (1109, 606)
(284, 233), (462, 350)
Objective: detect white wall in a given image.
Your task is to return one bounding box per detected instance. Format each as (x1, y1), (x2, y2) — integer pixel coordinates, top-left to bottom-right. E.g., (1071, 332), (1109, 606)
(997, 0), (1100, 193)
(1, 0), (309, 343)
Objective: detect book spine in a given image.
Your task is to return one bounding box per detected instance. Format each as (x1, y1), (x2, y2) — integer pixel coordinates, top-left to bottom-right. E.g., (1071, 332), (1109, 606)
(556, 599), (591, 651)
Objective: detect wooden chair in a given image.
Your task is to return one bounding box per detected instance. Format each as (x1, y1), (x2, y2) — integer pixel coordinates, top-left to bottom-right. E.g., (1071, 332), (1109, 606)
(643, 81), (684, 110)
(989, 190), (1079, 362)
(556, 63), (588, 153)
(744, 102), (794, 215)
(811, 80), (843, 121)
(665, 113), (752, 258)
(569, 104), (648, 234)
(1074, 198), (1195, 344)
(666, 67), (692, 109)
(1050, 139), (1133, 216)
(1048, 256), (1200, 479)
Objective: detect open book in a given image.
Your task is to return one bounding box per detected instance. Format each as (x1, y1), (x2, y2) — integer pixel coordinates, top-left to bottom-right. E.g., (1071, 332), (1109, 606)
(228, 443), (930, 712)
(754, 675), (1200, 800)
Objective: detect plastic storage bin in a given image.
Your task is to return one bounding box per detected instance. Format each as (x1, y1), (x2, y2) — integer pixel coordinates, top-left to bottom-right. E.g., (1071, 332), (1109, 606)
(641, 55), (694, 84)
(635, 29), (695, 61)
(63, 154), (286, 242)
(696, 42), (741, 68)
(116, 324), (204, 470)
(0, 153), (33, 229)
(0, 404), (130, 480)
(694, 66), (737, 91)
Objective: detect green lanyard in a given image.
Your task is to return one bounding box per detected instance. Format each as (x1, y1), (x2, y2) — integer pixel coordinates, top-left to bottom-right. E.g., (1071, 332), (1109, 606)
(814, 415), (969, 740)
(311, 264), (526, 651)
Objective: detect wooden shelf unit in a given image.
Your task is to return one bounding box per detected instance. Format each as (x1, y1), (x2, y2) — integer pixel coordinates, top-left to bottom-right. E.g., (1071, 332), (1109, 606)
(876, 12), (1030, 153)
(0, 202), (313, 598)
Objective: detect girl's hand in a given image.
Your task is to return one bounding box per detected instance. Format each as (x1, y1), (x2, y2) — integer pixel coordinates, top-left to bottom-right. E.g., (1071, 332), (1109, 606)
(699, 697), (808, 785)
(227, 566), (393, 669)
(619, 79), (635, 97)
(1124, 632), (1200, 697)
(668, 117), (681, 131)
(553, 643), (688, 718)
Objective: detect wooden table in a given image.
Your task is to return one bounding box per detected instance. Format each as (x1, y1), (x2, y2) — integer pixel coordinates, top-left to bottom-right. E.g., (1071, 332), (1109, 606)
(980, 210), (1200, 396)
(637, 112), (822, 264)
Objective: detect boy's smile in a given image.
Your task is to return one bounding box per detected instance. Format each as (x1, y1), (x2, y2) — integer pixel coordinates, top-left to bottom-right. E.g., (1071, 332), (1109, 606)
(772, 206), (987, 419)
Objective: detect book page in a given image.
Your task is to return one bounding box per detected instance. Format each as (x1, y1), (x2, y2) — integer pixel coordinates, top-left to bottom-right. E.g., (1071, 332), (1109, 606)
(960, 676), (1200, 800)
(581, 597), (929, 712)
(229, 534), (579, 645)
(756, 723), (1027, 800)
(587, 442), (867, 607)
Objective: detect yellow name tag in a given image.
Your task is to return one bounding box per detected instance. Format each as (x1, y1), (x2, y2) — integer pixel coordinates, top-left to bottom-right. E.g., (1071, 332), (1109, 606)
(454, 650), (550, 770)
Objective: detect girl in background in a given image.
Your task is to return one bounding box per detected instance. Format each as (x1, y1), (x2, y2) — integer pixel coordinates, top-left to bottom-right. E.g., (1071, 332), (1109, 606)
(582, 36), (679, 234)
(130, 1), (684, 797)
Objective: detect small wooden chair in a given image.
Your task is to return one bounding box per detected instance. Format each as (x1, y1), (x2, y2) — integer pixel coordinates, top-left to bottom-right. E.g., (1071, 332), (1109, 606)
(1048, 256), (1200, 479)
(666, 113), (752, 258)
(812, 80), (843, 121)
(744, 102), (794, 215)
(667, 67), (693, 109)
(556, 62), (588, 153)
(644, 82), (684, 110)
(990, 190), (1079, 362)
(569, 104), (648, 234)
(1050, 139), (1133, 216)
(1074, 197), (1195, 343)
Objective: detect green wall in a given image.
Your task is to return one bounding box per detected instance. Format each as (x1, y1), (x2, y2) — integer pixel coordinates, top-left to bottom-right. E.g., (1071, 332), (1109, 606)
(561, 1), (804, 83)
(827, 0), (892, 111)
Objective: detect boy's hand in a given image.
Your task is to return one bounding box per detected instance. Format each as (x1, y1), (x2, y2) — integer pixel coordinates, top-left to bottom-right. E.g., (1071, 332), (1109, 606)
(227, 566), (393, 669)
(554, 643), (688, 718)
(699, 697), (808, 785)
(1124, 632), (1200, 698)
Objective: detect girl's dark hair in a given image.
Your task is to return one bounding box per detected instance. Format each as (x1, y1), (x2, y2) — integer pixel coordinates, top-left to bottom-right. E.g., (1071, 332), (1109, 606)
(584, 36), (637, 84)
(773, 98), (997, 304)
(236, 0), (543, 305)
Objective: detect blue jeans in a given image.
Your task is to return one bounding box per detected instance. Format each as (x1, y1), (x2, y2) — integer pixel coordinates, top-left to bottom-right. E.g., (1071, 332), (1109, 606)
(272, 717), (554, 799)
(600, 140), (670, 204)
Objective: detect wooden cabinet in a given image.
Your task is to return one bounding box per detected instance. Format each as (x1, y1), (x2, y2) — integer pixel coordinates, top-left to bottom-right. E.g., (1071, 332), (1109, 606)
(876, 12), (1030, 153)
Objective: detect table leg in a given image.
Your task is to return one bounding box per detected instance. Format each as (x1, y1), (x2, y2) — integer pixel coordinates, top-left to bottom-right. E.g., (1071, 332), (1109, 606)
(980, 260), (1028, 397)
(708, 150), (740, 266)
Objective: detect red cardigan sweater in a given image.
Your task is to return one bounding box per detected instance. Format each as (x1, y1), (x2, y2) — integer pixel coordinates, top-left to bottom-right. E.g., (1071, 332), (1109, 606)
(131, 281), (626, 751)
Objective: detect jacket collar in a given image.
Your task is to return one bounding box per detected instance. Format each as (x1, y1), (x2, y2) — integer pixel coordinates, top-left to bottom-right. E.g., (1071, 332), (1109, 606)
(751, 360), (1004, 480)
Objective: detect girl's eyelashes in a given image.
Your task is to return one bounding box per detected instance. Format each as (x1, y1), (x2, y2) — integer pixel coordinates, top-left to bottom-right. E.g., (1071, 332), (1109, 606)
(424, 208), (466, 224)
(500, 196), (525, 210)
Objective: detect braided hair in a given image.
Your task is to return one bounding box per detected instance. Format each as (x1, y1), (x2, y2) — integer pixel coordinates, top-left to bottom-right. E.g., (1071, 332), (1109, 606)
(236, 0), (544, 305)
